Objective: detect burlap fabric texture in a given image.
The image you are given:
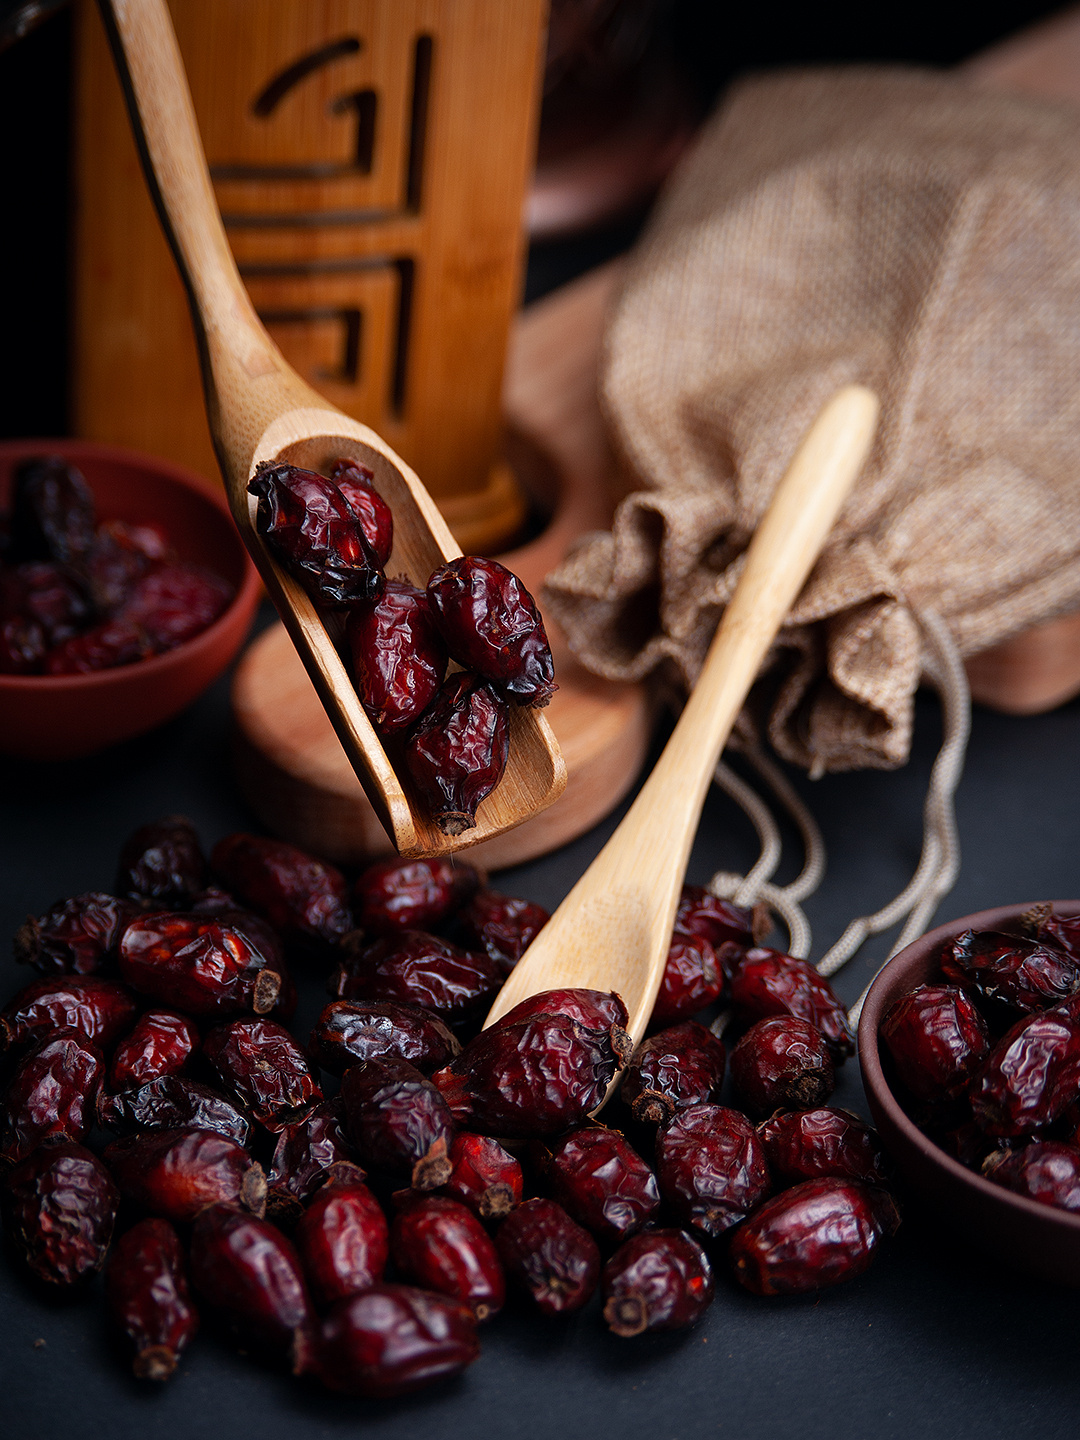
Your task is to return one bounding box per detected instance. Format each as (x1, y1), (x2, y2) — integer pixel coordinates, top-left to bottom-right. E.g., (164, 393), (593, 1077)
(544, 67), (1080, 775)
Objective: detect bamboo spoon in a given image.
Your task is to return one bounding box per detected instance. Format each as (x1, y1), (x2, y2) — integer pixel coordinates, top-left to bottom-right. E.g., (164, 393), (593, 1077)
(97, 0), (565, 858)
(485, 385), (880, 1045)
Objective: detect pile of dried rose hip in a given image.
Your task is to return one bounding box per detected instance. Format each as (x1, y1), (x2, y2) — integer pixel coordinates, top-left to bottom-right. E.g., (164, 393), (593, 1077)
(880, 907), (1080, 1212)
(0, 456), (233, 674)
(1, 817), (900, 1401)
(248, 459), (556, 834)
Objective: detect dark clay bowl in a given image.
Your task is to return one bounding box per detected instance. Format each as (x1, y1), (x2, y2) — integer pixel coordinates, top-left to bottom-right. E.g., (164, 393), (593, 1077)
(0, 439), (260, 760)
(859, 900), (1080, 1286)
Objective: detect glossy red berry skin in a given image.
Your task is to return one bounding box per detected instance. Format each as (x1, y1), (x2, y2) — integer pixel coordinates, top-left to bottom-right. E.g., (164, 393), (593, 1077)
(295, 1175), (389, 1304)
(404, 672), (510, 835)
(541, 1128), (660, 1245)
(495, 986), (632, 1064)
(265, 1098), (355, 1215)
(983, 1141), (1080, 1211)
(296, 1284), (479, 1397)
(940, 928), (1080, 1015)
(248, 461), (384, 606)
(101, 1076), (254, 1149)
(106, 1218), (198, 1380)
(109, 1009), (199, 1092)
(118, 913), (282, 1017)
(969, 1011), (1080, 1137)
(0, 975), (137, 1052)
(310, 999), (461, 1076)
(729, 947), (855, 1060)
(353, 856), (481, 936)
(442, 1133), (523, 1219)
(211, 833), (352, 949)
(104, 1128), (267, 1223)
(456, 889), (549, 973)
(652, 933), (725, 1025)
(115, 815), (207, 907)
(880, 983), (992, 1102)
(495, 1197), (600, 1315)
(391, 1194), (505, 1320)
(347, 582), (447, 734)
(3, 1140), (118, 1285)
(118, 562), (232, 652)
(329, 458), (393, 566)
(204, 1018), (322, 1132)
(1, 1030), (104, 1162)
(13, 891), (138, 975)
(622, 1021), (726, 1126)
(757, 1108), (889, 1187)
(730, 1178), (900, 1295)
(190, 1203), (313, 1354)
(729, 1015), (835, 1118)
(427, 555), (556, 707)
(602, 1229), (714, 1336)
(655, 1103), (772, 1237)
(674, 885), (756, 947)
(341, 1055), (455, 1190)
(331, 929), (502, 1025)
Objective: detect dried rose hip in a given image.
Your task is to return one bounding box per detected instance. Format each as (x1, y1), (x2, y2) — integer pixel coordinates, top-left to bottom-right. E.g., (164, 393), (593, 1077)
(119, 913), (281, 1017)
(391, 1194), (505, 1320)
(353, 855), (481, 936)
(495, 1197), (600, 1315)
(622, 1021), (726, 1126)
(13, 891), (137, 976)
(729, 947), (854, 1060)
(983, 1141), (1080, 1211)
(652, 932), (725, 1025)
(248, 461), (384, 606)
(0, 974), (137, 1052)
(404, 672), (510, 835)
(104, 1128), (267, 1222)
(729, 1015), (835, 1118)
(941, 928), (1080, 1015)
(109, 1009), (199, 1092)
(442, 1133), (523, 1220)
(106, 1218), (198, 1380)
(2, 560), (93, 644)
(9, 455), (95, 564)
(655, 1103), (771, 1236)
(0, 615), (45, 672)
(757, 1108), (889, 1187)
(879, 983), (992, 1102)
(329, 458), (394, 567)
(347, 582), (447, 734)
(730, 1178), (900, 1295)
(341, 1055), (455, 1189)
(331, 930), (502, 1024)
(204, 1018), (322, 1132)
(295, 1171), (389, 1304)
(211, 833), (352, 948)
(295, 1284), (479, 1397)
(79, 521), (155, 612)
(674, 885), (756, 948)
(190, 1203), (313, 1354)
(427, 555), (556, 707)
(969, 1011), (1080, 1137)
(1032, 908), (1080, 957)
(3, 1140), (118, 1285)
(432, 1014), (621, 1138)
(266, 1099), (356, 1218)
(101, 1076), (253, 1149)
(44, 618), (153, 673)
(540, 1127), (660, 1245)
(115, 815), (207, 907)
(495, 986), (632, 1063)
(310, 999), (461, 1076)
(456, 889), (549, 973)
(602, 1229), (714, 1336)
(1, 1029), (104, 1162)
(119, 562), (232, 652)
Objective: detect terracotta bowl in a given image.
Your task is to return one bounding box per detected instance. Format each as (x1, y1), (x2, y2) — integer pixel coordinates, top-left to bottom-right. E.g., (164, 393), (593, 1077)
(858, 900), (1080, 1286)
(0, 439), (260, 760)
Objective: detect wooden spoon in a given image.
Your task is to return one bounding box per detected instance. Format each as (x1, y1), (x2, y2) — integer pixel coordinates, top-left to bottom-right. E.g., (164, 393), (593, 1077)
(97, 0), (565, 858)
(485, 385), (880, 1044)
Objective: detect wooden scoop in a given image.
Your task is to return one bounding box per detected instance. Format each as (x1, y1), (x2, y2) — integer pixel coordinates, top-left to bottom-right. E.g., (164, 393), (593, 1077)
(97, 0), (565, 858)
(485, 385), (880, 1044)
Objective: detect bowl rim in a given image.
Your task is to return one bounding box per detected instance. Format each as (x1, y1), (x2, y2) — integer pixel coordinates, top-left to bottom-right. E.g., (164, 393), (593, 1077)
(0, 437), (260, 687)
(858, 898), (1080, 1234)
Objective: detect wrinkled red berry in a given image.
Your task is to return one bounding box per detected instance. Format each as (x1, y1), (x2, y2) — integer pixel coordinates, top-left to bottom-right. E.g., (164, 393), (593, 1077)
(295, 1172), (389, 1304)
(3, 1140), (118, 1285)
(655, 1103), (771, 1236)
(341, 1055), (455, 1189)
(13, 892), (137, 976)
(983, 1140), (1080, 1211)
(391, 1194), (505, 1320)
(730, 947), (854, 1059)
(602, 1229), (714, 1336)
(2, 1030), (103, 1162)
(757, 1108), (889, 1187)
(404, 672), (510, 835)
(353, 855), (481, 936)
(332, 929), (502, 1024)
(9, 455), (95, 564)
(456, 889), (549, 973)
(674, 885), (756, 948)
(115, 815), (207, 906)
(101, 1076), (253, 1149)
(622, 1021), (726, 1126)
(0, 974), (137, 1052)
(729, 1015), (835, 1118)
(969, 1011), (1080, 1137)
(880, 983), (992, 1102)
(44, 617), (153, 673)
(119, 913), (282, 1016)
(0, 614), (46, 672)
(190, 1203), (313, 1354)
(442, 1133), (523, 1220)
(652, 932), (725, 1025)
(495, 986), (632, 1064)
(540, 1127), (660, 1244)
(104, 1128), (267, 1223)
(266, 1098), (356, 1219)
(941, 928), (1080, 1015)
(79, 520), (155, 612)
(204, 1017), (322, 1132)
(347, 582), (447, 734)
(109, 1009), (199, 1092)
(118, 562), (232, 652)
(106, 1218), (198, 1380)
(730, 1178), (900, 1295)
(329, 458), (393, 567)
(1033, 909), (1080, 958)
(495, 1197), (600, 1315)
(211, 833), (352, 948)
(1, 560), (93, 644)
(310, 999), (461, 1076)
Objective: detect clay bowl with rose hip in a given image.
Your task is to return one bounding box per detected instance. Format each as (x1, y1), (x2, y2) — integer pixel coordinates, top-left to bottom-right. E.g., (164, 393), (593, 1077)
(0, 439), (260, 760)
(859, 900), (1080, 1286)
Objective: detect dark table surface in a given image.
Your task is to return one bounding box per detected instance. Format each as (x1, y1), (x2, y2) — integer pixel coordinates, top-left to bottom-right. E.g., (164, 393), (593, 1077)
(3, 607), (1080, 1440)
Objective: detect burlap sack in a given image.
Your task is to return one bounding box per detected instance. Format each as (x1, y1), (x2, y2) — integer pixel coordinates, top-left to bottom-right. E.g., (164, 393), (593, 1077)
(544, 67), (1080, 775)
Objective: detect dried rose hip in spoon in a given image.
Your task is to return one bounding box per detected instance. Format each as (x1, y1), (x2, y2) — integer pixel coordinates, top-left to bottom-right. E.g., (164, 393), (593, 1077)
(495, 1197), (600, 1315)
(341, 1055), (455, 1190)
(190, 1203), (313, 1355)
(655, 1102), (772, 1237)
(880, 983), (991, 1102)
(391, 1194), (505, 1321)
(106, 1218), (198, 1381)
(602, 1229), (714, 1336)
(329, 458), (393, 566)
(347, 581), (447, 735)
(729, 1015), (835, 1119)
(1, 1030), (104, 1162)
(538, 1127), (660, 1245)
(104, 1128), (267, 1222)
(404, 672), (510, 836)
(204, 1017), (322, 1132)
(295, 1170), (389, 1304)
(353, 855), (481, 936)
(13, 892), (138, 976)
(3, 1140), (118, 1286)
(621, 1021), (726, 1126)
